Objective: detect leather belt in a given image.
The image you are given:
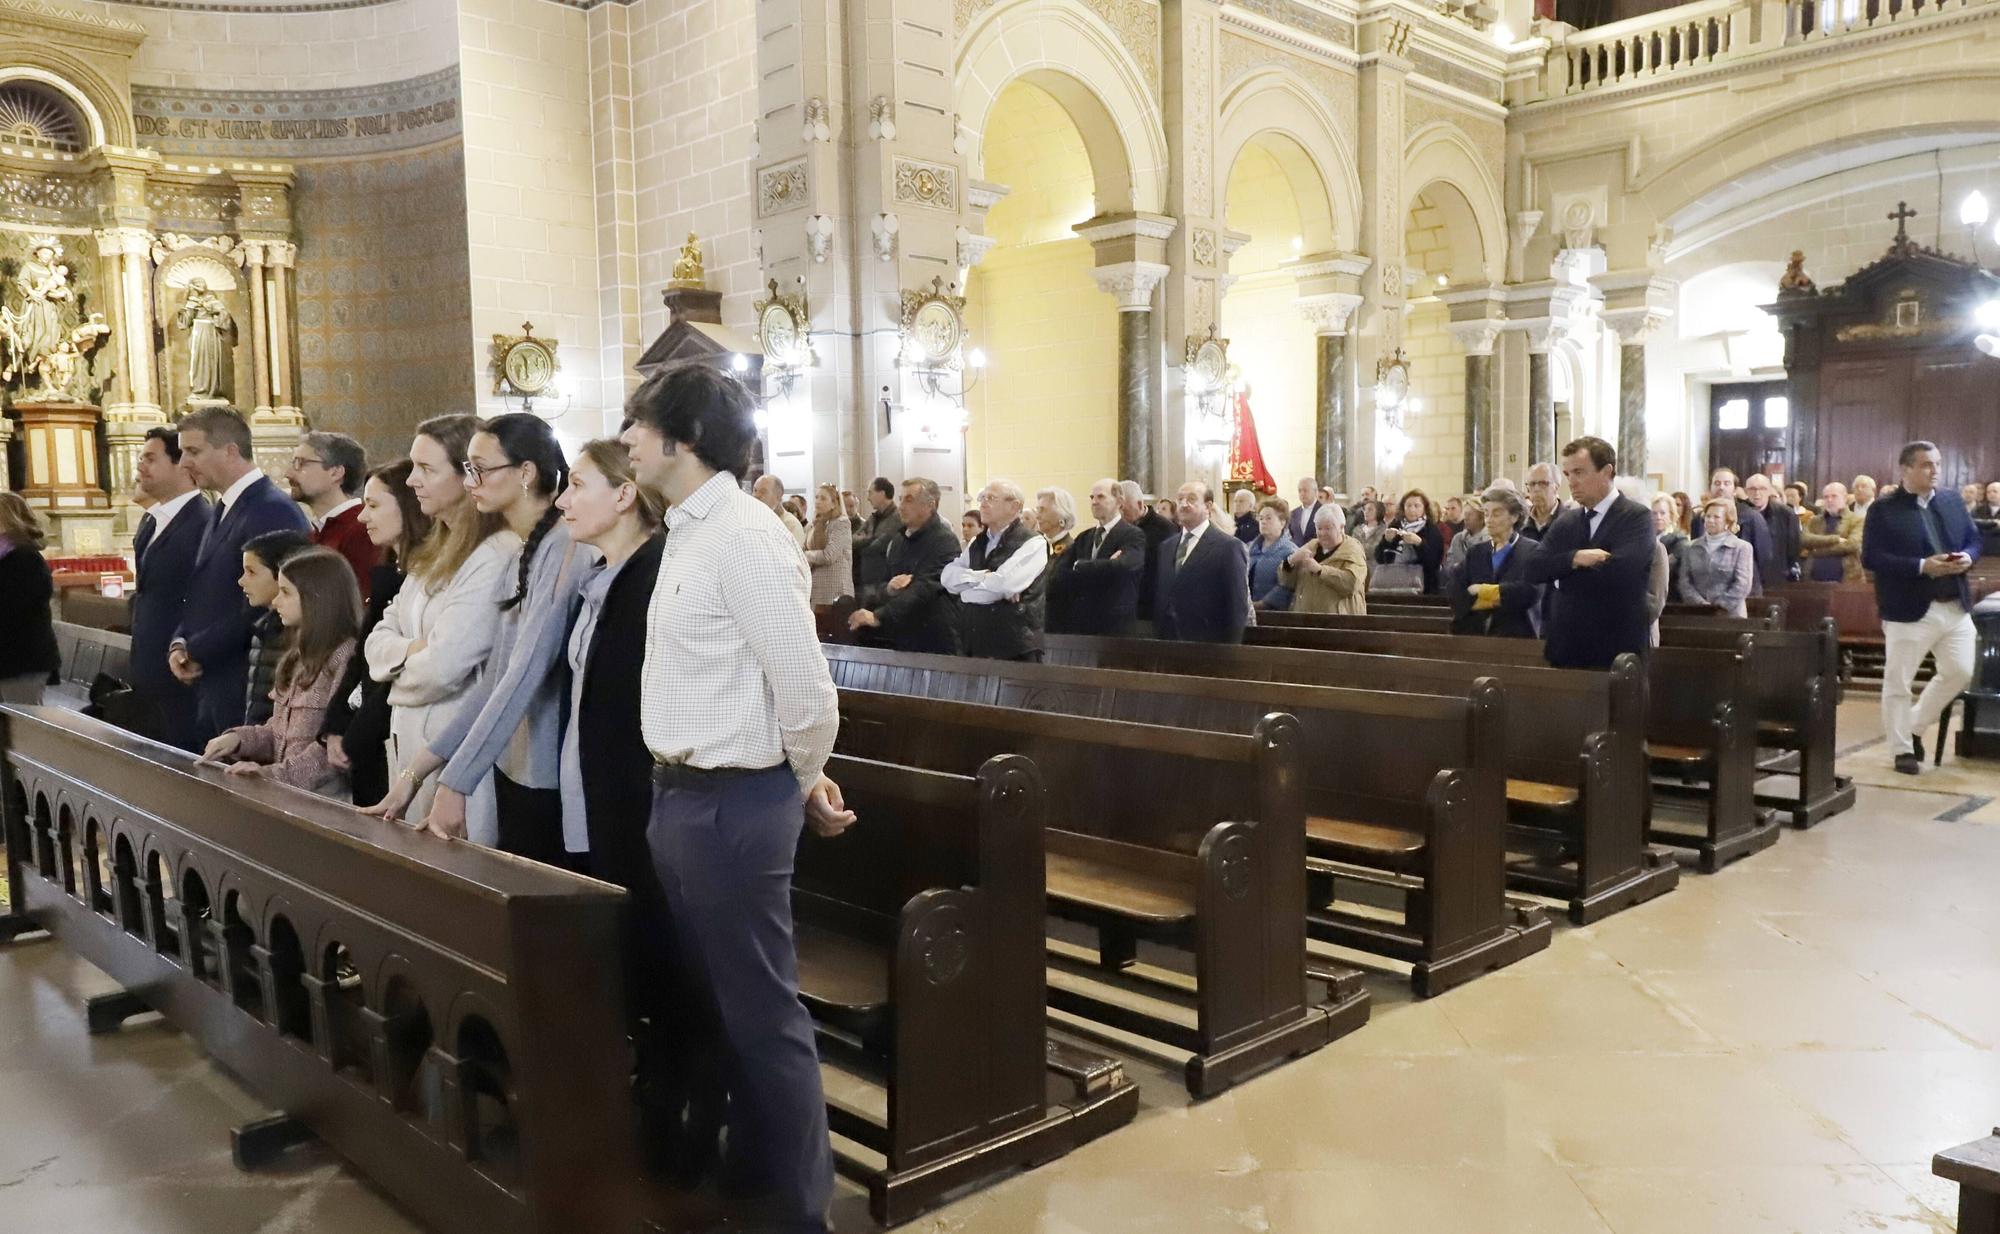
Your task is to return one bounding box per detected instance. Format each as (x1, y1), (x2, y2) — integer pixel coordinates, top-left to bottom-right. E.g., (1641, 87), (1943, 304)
(650, 760), (784, 789)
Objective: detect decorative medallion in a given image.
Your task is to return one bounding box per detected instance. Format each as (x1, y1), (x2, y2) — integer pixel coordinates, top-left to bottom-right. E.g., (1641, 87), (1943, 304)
(491, 321), (559, 397)
(1216, 832), (1251, 901)
(1192, 228), (1218, 268)
(899, 276), (968, 369)
(758, 159), (808, 218)
(753, 279), (811, 368)
(1185, 322), (1230, 391)
(892, 156), (957, 211)
(914, 905), (970, 986)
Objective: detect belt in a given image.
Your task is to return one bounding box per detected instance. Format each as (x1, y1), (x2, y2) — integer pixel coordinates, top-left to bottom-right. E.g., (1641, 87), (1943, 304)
(650, 760), (785, 789)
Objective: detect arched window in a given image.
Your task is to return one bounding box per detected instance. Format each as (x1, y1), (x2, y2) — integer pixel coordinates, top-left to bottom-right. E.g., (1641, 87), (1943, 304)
(0, 81), (86, 154)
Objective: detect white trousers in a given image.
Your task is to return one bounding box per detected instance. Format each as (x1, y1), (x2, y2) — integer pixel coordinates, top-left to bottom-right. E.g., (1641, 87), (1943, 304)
(1880, 600), (1977, 757)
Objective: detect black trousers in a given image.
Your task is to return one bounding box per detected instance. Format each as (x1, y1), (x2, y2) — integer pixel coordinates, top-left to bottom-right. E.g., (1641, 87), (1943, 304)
(492, 771), (582, 872)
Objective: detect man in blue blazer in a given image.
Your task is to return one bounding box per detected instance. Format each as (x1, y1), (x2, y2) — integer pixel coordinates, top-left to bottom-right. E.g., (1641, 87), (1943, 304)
(1152, 480), (1252, 643)
(1862, 440), (1981, 774)
(168, 407), (309, 746)
(127, 428), (209, 750)
(1521, 436), (1656, 670)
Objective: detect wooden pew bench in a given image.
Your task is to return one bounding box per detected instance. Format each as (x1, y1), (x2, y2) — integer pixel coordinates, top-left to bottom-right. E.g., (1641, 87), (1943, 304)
(793, 751), (1136, 1224)
(1041, 634), (1677, 925)
(1661, 620), (1853, 827)
(1934, 1130), (2000, 1234)
(832, 687), (1365, 1095)
(828, 648), (1550, 997)
(0, 705), (657, 1234)
(1243, 623), (1779, 872)
(49, 620), (133, 712)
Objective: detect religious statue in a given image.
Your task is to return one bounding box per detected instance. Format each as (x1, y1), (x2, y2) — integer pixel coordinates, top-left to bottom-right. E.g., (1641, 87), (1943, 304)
(15, 312), (110, 404)
(670, 232), (705, 289)
(1, 236), (73, 386)
(1778, 250), (1816, 296)
(175, 278), (234, 401)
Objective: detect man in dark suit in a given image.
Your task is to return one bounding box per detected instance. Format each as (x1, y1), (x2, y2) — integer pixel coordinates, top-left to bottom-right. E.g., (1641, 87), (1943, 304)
(127, 428), (209, 750)
(1287, 476), (1324, 544)
(1862, 440), (1982, 774)
(848, 476), (962, 654)
(169, 406), (311, 745)
(1048, 477), (1147, 635)
(1521, 436), (1655, 670)
(1153, 481), (1252, 643)
(1119, 479), (1177, 622)
(288, 430), (378, 602)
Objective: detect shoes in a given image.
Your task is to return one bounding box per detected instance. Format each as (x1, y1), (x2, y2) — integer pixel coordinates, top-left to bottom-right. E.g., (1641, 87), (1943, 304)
(1894, 753), (1921, 775)
(1914, 735), (1926, 762)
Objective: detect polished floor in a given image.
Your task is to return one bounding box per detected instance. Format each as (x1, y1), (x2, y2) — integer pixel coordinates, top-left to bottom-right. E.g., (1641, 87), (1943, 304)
(0, 698), (1990, 1233)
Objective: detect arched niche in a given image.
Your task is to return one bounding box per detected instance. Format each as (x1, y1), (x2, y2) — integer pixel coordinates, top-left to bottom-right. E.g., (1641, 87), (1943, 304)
(1404, 124), (1504, 284)
(955, 0), (1168, 216)
(0, 58), (130, 150)
(1217, 71), (1360, 254)
(154, 242), (248, 410)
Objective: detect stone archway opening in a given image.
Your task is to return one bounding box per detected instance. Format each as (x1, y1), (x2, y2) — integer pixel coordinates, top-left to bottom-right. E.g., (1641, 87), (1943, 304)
(1392, 180), (1491, 504)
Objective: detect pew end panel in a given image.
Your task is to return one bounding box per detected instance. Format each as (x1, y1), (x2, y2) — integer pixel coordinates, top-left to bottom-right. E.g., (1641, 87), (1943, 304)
(1933, 1130), (2000, 1234)
(1643, 649), (1782, 873)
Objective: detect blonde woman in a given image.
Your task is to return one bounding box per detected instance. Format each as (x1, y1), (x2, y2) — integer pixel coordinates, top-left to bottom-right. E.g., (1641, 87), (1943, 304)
(362, 414), (520, 836)
(1678, 497), (1754, 618)
(803, 482), (854, 604)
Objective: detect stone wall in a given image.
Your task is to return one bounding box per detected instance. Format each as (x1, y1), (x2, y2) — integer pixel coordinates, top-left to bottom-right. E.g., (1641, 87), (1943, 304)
(69, 0), (460, 91)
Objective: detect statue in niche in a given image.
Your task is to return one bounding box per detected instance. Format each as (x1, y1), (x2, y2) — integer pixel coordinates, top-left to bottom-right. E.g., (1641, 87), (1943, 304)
(175, 277), (235, 401)
(1, 236), (73, 385)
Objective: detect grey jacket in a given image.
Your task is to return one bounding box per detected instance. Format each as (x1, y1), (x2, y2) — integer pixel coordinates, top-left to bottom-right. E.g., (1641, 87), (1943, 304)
(1677, 532), (1754, 618)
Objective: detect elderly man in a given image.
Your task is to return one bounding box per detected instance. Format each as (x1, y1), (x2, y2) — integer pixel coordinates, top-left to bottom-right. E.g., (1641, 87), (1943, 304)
(1864, 441), (1981, 774)
(1801, 481), (1864, 582)
(1120, 479), (1177, 621)
(1289, 476), (1326, 543)
(944, 479), (1050, 661)
(1049, 478), (1146, 635)
(752, 473), (808, 546)
(1517, 463), (1568, 541)
(1743, 473), (1799, 583)
(1851, 473), (1878, 516)
(1153, 480), (1252, 643)
(1709, 467), (1774, 593)
(848, 477), (962, 653)
(1521, 437), (1655, 669)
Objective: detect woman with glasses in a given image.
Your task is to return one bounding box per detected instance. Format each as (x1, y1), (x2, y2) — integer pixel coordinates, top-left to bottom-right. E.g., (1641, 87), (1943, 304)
(360, 414), (520, 841)
(363, 413), (593, 869)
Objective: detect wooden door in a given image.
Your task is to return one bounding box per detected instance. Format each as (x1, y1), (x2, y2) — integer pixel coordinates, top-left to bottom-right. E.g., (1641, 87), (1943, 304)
(1818, 358), (1908, 489)
(1709, 382), (1792, 483)
(1910, 356), (1991, 491)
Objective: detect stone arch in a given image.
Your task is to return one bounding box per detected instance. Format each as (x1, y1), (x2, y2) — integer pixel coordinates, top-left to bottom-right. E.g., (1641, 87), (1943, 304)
(0, 57), (129, 149)
(955, 0), (1168, 216)
(1643, 68), (2000, 227)
(1217, 70), (1361, 253)
(1404, 122), (1505, 283)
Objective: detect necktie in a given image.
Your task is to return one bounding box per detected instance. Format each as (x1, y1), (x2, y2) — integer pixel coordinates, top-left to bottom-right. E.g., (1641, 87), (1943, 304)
(133, 512), (156, 567)
(1177, 532), (1196, 568)
(1090, 529), (1105, 561)
(1588, 507), (1602, 542)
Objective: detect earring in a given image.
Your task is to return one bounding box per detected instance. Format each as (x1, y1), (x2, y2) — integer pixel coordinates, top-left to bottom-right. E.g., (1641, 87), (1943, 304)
(521, 475), (530, 495)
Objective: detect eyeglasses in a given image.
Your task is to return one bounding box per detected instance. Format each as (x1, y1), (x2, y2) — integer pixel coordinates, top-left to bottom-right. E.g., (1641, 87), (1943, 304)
(1525, 479), (1554, 488)
(289, 455), (328, 470)
(462, 460), (522, 485)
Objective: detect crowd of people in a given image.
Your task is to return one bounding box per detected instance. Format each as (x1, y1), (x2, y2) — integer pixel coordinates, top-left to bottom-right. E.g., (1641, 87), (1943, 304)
(0, 371), (1991, 1228)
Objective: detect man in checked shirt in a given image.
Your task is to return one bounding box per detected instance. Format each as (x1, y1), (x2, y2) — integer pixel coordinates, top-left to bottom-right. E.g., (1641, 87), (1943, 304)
(621, 365), (855, 1233)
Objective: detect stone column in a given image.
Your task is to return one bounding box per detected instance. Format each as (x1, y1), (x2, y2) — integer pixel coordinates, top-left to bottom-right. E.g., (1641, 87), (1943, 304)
(266, 242), (299, 418)
(1442, 285), (1509, 495)
(242, 241), (272, 416)
(1290, 253), (1369, 495)
(1316, 336), (1348, 491)
(1353, 37), (1412, 492)
(1077, 213), (1175, 490)
(1528, 345), (1554, 466)
(1594, 270), (1676, 481)
(92, 228), (157, 418)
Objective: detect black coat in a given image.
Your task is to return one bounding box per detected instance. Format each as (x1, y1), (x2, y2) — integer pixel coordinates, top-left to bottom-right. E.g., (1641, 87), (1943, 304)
(1522, 494), (1657, 669)
(324, 562), (404, 806)
(0, 545), (59, 681)
(852, 505), (903, 591)
(954, 521), (1047, 661)
(1733, 497), (1775, 592)
(1152, 526), (1252, 644)
(872, 513), (962, 655)
(1048, 519), (1147, 635)
(128, 496), (209, 749)
(1862, 488), (1982, 622)
(243, 608), (285, 728)
(1759, 501), (1801, 580)
(577, 534), (665, 893)
(1374, 520), (1446, 594)
(1447, 535), (1542, 638)
(1132, 508), (1177, 620)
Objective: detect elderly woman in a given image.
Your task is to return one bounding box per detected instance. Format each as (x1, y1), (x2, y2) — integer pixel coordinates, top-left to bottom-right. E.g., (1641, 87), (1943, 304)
(1035, 486), (1078, 557)
(1246, 496), (1297, 610)
(803, 482), (854, 604)
(1373, 489), (1445, 594)
(1448, 486), (1541, 637)
(1279, 504), (1368, 615)
(1229, 487), (1260, 543)
(1678, 496), (1755, 617)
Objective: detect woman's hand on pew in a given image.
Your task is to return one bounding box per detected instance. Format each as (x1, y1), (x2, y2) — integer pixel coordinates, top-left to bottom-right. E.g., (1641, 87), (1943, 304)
(198, 732), (241, 764)
(805, 774), (857, 838)
(223, 762), (265, 779)
(422, 787), (468, 842)
(360, 771), (422, 820)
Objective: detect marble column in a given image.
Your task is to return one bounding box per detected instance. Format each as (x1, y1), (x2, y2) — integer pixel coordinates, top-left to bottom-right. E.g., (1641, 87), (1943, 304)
(1077, 213), (1175, 489)
(1117, 307), (1157, 487)
(242, 242), (271, 415)
(1465, 353), (1494, 493)
(1316, 335), (1347, 492)
(1295, 285), (1363, 493)
(1617, 341), (1646, 478)
(267, 243), (298, 416)
(1528, 347), (1554, 466)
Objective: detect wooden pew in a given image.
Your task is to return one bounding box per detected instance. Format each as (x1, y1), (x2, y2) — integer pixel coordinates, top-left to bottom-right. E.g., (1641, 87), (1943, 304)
(49, 620), (133, 711)
(1661, 620), (1854, 828)
(1934, 1130), (2000, 1234)
(794, 751), (1137, 1223)
(0, 705), (659, 1234)
(832, 688), (1368, 1095)
(1243, 624), (1780, 871)
(1261, 607), (1777, 636)
(827, 648), (1550, 997)
(1039, 634), (1677, 925)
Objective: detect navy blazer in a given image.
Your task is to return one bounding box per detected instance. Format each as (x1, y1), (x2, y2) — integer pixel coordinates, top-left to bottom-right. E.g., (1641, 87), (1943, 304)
(1521, 493), (1655, 670)
(1152, 526), (1252, 644)
(1862, 488), (1982, 623)
(1447, 534), (1543, 638)
(129, 496), (210, 694)
(1048, 519), (1147, 635)
(175, 474), (309, 738)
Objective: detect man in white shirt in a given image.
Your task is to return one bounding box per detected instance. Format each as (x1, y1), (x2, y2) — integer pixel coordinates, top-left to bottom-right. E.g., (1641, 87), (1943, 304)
(752, 472), (809, 547)
(621, 365), (851, 1233)
(943, 478), (1049, 660)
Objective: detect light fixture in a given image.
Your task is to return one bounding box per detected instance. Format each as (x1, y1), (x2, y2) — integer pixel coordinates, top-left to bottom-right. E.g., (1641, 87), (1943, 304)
(730, 352), (749, 372)
(1435, 273), (1449, 288)
(1976, 298), (2000, 358)
(1291, 235), (1304, 253)
(1960, 190), (1990, 228)
(967, 347), (987, 370)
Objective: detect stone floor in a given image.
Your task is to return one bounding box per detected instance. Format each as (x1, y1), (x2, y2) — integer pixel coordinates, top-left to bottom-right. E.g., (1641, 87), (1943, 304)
(0, 698), (1992, 1233)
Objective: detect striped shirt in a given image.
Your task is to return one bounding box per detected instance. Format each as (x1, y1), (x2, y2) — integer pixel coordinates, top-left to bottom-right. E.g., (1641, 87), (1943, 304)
(639, 470), (837, 794)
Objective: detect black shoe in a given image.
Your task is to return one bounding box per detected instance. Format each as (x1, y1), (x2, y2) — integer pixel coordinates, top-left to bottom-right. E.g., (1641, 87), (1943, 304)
(1912, 735), (1926, 762)
(1894, 752), (1922, 775)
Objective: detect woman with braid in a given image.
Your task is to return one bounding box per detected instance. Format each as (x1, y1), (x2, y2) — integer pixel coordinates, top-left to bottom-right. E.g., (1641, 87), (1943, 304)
(363, 413), (596, 866)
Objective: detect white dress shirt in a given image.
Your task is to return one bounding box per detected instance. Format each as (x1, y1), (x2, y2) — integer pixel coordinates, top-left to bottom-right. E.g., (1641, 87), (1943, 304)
(146, 488), (204, 540)
(942, 521), (1049, 604)
(640, 471), (838, 794)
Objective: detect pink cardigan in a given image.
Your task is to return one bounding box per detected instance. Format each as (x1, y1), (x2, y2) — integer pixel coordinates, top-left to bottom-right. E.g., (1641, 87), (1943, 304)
(225, 641), (355, 790)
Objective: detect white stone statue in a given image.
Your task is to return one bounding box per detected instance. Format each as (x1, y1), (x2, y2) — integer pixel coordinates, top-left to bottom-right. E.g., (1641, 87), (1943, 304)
(175, 278), (234, 400)
(17, 313), (111, 404)
(2, 237), (72, 386)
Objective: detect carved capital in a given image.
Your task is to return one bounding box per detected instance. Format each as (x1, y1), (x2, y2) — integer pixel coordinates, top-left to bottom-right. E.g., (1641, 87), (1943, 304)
(92, 226), (154, 260)
(1447, 321), (1504, 356)
(264, 240), (297, 269)
(956, 227), (999, 273)
(1601, 308), (1670, 344)
(1296, 292), (1364, 337)
(1089, 260), (1170, 312)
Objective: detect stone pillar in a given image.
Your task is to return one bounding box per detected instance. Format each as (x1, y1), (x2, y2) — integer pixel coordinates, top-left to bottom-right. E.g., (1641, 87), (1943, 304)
(1316, 336), (1347, 492)
(1528, 346), (1554, 466)
(1442, 285), (1508, 495)
(1353, 35), (1412, 492)
(1595, 270), (1676, 482)
(1291, 253), (1369, 496)
(266, 242), (299, 418)
(242, 241), (272, 416)
(1077, 214), (1175, 490)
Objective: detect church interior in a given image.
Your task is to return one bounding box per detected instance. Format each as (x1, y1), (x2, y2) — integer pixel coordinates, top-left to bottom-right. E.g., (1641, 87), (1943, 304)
(3, 0), (2000, 1228)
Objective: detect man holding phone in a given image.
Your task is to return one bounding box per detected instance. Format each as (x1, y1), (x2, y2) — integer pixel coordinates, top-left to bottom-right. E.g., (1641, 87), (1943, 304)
(1862, 440), (1982, 774)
